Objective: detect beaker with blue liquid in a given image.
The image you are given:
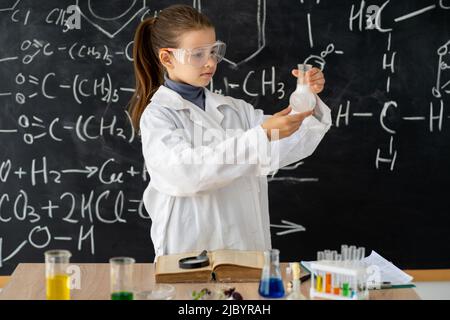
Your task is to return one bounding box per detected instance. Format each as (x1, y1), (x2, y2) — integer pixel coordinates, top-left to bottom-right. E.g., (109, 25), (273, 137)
(258, 249), (285, 298)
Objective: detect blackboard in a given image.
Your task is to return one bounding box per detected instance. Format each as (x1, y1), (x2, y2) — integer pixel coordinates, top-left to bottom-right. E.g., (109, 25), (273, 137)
(0, 0), (449, 275)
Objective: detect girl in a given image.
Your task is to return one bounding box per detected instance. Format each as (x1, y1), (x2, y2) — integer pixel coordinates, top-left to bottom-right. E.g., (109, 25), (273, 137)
(129, 5), (331, 259)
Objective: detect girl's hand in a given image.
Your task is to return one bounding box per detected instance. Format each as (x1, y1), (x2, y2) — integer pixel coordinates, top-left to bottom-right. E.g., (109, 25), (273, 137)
(291, 67), (325, 94)
(261, 106), (313, 141)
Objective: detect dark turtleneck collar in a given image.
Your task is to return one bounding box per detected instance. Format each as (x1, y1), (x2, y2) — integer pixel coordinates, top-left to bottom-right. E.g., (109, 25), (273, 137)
(163, 73), (205, 111)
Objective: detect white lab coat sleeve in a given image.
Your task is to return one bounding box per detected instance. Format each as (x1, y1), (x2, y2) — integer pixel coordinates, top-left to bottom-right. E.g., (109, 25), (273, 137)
(140, 107), (273, 197)
(248, 95), (332, 172)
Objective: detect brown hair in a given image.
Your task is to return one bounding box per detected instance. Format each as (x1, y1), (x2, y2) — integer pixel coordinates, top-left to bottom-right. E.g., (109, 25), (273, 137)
(128, 4), (214, 132)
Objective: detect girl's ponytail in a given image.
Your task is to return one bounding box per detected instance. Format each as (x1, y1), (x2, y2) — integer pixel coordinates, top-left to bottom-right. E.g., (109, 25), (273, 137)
(128, 5), (214, 133)
(129, 17), (163, 132)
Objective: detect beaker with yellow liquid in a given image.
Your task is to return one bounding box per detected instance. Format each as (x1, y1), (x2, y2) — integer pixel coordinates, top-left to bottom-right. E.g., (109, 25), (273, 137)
(45, 250), (72, 300)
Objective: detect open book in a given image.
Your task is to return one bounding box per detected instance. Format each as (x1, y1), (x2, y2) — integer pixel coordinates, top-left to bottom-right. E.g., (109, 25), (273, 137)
(155, 249), (264, 283)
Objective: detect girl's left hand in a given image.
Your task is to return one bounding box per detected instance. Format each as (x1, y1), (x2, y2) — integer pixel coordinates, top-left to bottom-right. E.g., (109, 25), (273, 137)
(291, 67), (325, 94)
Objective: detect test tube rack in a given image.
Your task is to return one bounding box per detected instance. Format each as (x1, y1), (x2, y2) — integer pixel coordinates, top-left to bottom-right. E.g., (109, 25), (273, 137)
(309, 260), (369, 300)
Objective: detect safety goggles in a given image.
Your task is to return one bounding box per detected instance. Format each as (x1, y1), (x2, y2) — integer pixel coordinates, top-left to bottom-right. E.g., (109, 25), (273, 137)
(163, 40), (226, 68)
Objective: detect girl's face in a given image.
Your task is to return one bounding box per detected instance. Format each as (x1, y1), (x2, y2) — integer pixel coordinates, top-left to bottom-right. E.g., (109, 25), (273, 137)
(161, 27), (218, 87)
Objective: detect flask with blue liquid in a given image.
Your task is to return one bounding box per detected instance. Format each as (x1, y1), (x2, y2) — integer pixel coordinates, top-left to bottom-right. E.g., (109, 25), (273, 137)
(258, 249), (285, 298)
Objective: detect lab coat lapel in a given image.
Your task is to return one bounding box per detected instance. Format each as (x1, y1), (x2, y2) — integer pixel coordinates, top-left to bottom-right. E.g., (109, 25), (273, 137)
(204, 88), (226, 125)
(187, 103), (223, 132)
(187, 88), (229, 132)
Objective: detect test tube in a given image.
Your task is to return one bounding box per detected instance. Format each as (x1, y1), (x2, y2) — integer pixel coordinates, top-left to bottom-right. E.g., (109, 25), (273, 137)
(316, 274), (323, 292)
(341, 246), (350, 296)
(311, 270), (316, 293)
(45, 250), (71, 300)
(352, 277), (357, 298)
(342, 282), (350, 297)
(317, 251), (325, 261)
(350, 246), (357, 260)
(325, 273), (332, 293)
(360, 247), (367, 292)
(331, 251), (338, 261)
(349, 246), (357, 294)
(334, 253), (342, 295)
(333, 276), (340, 295)
(325, 251), (336, 293)
(314, 251), (322, 294)
(110, 257), (135, 300)
(340, 245), (348, 256)
(357, 247), (366, 293)
(341, 245), (348, 262)
(358, 247), (365, 260)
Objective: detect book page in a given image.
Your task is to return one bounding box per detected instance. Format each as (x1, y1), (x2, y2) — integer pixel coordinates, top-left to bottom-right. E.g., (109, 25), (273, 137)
(211, 250), (264, 270)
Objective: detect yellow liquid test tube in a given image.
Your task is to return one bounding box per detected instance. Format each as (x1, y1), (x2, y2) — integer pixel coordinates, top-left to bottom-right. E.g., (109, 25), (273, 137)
(316, 275), (323, 292)
(46, 274), (70, 300)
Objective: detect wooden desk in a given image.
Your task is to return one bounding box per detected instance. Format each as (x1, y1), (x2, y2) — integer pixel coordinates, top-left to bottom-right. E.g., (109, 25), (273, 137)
(0, 263), (420, 300)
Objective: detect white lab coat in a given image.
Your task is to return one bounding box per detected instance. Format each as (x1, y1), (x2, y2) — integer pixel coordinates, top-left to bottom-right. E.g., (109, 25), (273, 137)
(140, 85), (332, 259)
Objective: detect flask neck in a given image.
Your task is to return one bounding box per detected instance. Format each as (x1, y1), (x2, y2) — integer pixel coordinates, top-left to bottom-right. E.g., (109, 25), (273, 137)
(296, 63), (312, 86)
(295, 83), (311, 91)
(264, 249), (281, 266)
(296, 77), (308, 86)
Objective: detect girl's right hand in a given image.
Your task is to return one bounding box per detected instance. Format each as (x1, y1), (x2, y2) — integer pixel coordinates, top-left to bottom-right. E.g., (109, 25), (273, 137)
(261, 106), (313, 141)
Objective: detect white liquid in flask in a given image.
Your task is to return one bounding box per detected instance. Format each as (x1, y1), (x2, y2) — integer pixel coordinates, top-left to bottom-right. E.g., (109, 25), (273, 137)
(289, 64), (316, 113)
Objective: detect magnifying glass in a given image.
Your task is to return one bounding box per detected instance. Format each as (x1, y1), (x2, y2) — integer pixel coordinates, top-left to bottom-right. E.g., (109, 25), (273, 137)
(178, 250), (210, 269)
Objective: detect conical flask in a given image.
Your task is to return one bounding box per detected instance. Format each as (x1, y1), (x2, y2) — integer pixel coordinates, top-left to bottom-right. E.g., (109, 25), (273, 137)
(258, 249), (285, 298)
(289, 63), (316, 113)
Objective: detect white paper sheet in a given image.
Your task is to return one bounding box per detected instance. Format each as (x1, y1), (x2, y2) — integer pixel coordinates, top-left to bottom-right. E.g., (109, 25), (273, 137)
(363, 250), (413, 285)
